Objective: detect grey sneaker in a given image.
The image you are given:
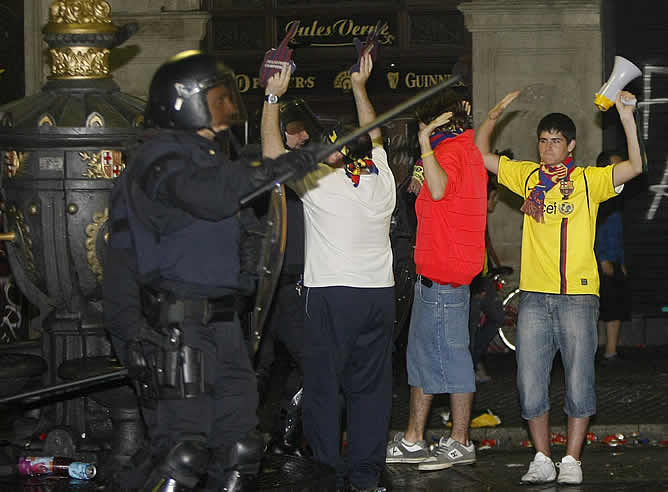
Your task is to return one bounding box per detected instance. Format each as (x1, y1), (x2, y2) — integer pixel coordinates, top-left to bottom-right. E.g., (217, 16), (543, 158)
(557, 455), (583, 484)
(385, 432), (430, 463)
(418, 437), (476, 471)
(520, 451), (557, 484)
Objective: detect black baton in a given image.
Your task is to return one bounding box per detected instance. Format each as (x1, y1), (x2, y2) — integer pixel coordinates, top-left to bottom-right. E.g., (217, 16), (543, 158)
(0, 369), (129, 405)
(240, 74), (463, 205)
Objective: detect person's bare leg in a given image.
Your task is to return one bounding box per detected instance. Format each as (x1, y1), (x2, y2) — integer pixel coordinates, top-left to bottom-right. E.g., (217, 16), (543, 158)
(449, 392), (473, 444)
(565, 416), (589, 460)
(604, 320), (621, 357)
(404, 386), (433, 443)
(527, 413), (551, 457)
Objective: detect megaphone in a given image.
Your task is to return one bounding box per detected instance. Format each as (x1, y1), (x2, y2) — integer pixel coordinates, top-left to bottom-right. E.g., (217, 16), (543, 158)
(594, 56), (642, 111)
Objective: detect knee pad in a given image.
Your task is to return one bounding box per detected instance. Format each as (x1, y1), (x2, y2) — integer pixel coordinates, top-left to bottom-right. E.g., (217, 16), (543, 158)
(141, 439), (210, 491)
(228, 432), (264, 474)
(216, 433), (265, 492)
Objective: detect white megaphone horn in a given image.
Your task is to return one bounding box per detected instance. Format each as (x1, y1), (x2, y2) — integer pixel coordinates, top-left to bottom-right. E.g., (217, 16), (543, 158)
(594, 56), (642, 111)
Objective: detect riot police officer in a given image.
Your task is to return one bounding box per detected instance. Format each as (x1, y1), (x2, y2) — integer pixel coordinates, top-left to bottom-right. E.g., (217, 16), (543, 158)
(103, 50), (317, 491)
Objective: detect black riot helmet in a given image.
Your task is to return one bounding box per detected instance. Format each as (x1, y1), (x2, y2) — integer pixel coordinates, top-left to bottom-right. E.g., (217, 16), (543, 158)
(279, 98), (323, 149)
(145, 50), (247, 131)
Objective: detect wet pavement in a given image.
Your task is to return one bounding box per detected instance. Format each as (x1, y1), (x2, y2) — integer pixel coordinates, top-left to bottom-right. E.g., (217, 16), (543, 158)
(383, 446), (668, 491)
(389, 345), (668, 433)
(2, 345), (667, 490)
(2, 446), (667, 491)
(380, 344), (668, 490)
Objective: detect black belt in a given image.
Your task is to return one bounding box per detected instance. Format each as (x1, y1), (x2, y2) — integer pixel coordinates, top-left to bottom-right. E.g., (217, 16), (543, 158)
(182, 296), (237, 323)
(420, 276), (460, 289)
(420, 276), (434, 288)
(141, 287), (237, 326)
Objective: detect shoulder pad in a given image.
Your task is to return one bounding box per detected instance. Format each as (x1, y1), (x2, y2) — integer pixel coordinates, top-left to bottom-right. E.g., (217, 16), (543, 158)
(140, 152), (187, 198)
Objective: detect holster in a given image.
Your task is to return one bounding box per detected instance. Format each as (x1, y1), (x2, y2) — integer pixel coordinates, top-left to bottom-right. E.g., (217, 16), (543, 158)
(131, 287), (239, 403)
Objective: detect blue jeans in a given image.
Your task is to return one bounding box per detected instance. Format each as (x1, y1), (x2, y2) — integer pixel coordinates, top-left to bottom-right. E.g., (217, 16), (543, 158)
(516, 292), (599, 420)
(407, 278), (474, 394)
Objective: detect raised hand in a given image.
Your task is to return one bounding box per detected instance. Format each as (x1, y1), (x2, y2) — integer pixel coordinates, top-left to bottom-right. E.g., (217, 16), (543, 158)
(265, 61), (292, 98)
(459, 100), (471, 116)
(616, 90), (637, 123)
(259, 21), (299, 88)
(351, 53), (373, 88)
(349, 20), (386, 74)
(418, 111), (453, 140)
(488, 91), (520, 121)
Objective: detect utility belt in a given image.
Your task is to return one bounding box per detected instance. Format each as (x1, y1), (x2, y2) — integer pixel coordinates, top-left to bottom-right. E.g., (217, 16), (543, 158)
(140, 287), (238, 327)
(129, 287), (239, 405)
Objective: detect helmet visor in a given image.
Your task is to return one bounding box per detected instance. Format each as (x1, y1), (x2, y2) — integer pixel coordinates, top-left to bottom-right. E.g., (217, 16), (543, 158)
(204, 67), (247, 127)
(280, 99), (323, 145)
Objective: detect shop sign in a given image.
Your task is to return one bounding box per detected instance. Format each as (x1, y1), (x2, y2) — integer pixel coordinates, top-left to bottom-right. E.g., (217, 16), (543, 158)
(235, 69), (465, 94)
(278, 16), (396, 47)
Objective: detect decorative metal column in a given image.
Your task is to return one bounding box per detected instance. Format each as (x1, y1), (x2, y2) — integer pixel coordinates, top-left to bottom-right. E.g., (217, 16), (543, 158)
(0, 0), (144, 443)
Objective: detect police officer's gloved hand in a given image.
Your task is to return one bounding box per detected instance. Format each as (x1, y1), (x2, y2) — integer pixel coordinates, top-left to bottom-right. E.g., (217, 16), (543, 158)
(303, 143), (337, 166)
(269, 148), (320, 181)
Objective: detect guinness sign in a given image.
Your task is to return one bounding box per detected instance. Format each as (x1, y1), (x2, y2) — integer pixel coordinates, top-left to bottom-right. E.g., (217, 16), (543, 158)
(404, 73), (462, 89)
(232, 66), (466, 95)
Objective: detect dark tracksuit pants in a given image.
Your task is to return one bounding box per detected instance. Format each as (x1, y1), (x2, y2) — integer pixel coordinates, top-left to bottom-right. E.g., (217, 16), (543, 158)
(302, 286), (394, 489)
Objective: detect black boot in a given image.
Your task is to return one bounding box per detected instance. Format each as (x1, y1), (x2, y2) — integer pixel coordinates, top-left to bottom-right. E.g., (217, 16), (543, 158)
(268, 387), (305, 456)
(140, 439), (209, 491)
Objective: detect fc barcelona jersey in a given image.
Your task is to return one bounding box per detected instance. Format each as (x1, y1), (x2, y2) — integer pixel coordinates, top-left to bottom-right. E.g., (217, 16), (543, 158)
(498, 156), (620, 295)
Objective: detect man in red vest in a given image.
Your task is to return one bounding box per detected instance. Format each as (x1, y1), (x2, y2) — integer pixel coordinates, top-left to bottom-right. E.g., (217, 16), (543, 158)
(386, 91), (488, 471)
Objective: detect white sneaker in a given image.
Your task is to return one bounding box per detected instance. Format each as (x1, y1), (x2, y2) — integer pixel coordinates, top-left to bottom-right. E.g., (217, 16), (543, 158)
(520, 451), (556, 484)
(557, 455), (583, 484)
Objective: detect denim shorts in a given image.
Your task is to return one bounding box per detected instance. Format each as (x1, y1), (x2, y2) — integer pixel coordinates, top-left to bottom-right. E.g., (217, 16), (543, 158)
(516, 291), (599, 420)
(406, 278), (474, 394)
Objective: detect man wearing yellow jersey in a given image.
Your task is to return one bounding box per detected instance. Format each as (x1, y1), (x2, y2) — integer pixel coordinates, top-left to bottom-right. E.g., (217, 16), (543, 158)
(475, 90), (642, 486)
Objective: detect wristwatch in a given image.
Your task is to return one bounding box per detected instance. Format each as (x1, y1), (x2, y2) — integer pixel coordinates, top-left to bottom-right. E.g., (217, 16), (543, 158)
(265, 93), (280, 104)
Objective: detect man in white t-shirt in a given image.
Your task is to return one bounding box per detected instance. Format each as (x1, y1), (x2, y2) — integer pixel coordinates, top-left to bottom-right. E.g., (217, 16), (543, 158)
(261, 54), (396, 491)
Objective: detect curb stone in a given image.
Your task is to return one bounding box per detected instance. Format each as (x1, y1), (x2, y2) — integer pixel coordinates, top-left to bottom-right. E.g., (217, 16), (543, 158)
(389, 423), (668, 449)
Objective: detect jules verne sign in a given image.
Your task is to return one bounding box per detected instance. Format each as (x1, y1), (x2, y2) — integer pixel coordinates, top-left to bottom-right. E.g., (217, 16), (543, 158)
(279, 17), (396, 47)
